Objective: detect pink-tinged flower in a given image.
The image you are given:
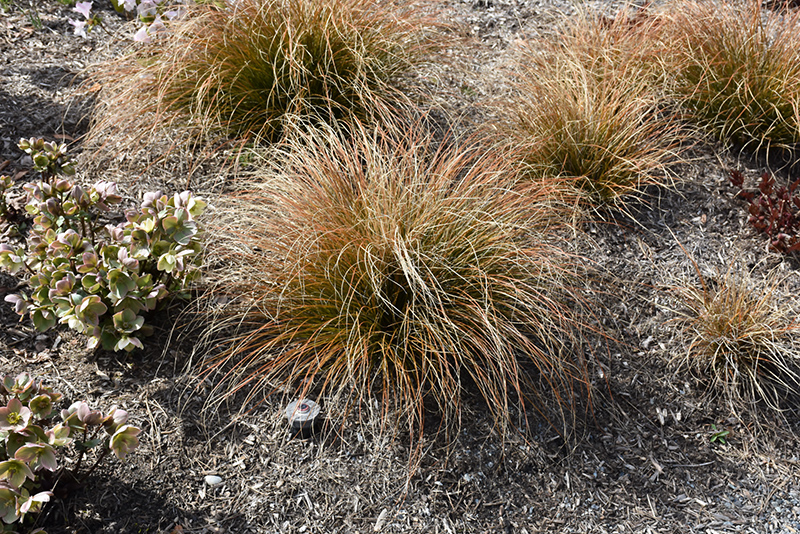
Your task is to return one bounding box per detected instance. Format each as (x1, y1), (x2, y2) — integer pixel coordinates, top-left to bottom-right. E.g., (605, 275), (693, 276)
(69, 19), (88, 38)
(0, 398), (32, 432)
(110, 425), (141, 460)
(133, 16), (168, 43)
(76, 401), (103, 425)
(164, 8), (183, 21)
(133, 24), (151, 43)
(142, 190), (164, 209)
(18, 491), (52, 515)
(0, 459), (34, 489)
(4, 293), (30, 315)
(73, 1), (93, 19)
(92, 181), (122, 209)
(15, 443), (58, 472)
(28, 394), (54, 419)
(107, 224), (125, 242)
(3, 373), (33, 397)
(61, 401), (88, 432)
(102, 406), (129, 434)
(46, 423), (73, 447)
(149, 16), (167, 36)
(123, 0), (137, 11)
(137, 0), (158, 19)
(117, 247), (139, 270)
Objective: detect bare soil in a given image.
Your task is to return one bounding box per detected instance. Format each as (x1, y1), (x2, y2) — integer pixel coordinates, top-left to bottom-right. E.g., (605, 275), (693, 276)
(3, 1), (800, 533)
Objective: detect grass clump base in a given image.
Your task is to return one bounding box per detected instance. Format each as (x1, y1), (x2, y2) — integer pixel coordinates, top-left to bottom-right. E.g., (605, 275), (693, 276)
(202, 122), (596, 460)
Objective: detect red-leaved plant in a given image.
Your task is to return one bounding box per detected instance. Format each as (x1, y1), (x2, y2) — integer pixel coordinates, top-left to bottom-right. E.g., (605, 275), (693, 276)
(730, 170), (800, 254)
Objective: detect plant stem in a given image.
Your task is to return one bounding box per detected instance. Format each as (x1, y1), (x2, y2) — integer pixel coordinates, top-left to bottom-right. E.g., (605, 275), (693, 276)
(72, 426), (89, 475)
(83, 444), (110, 479)
(21, 259), (37, 277)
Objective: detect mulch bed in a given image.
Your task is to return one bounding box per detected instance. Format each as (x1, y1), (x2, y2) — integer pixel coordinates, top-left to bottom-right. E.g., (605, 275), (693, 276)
(2, 1), (800, 533)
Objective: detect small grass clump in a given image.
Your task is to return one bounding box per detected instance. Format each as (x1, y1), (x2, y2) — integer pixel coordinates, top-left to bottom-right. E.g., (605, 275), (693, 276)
(498, 8), (682, 209)
(203, 122), (596, 455)
(660, 0), (800, 154)
(670, 260), (800, 414)
(86, 0), (438, 162)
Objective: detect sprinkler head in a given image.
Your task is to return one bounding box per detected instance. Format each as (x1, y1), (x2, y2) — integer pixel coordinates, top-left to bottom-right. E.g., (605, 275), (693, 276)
(285, 399), (322, 439)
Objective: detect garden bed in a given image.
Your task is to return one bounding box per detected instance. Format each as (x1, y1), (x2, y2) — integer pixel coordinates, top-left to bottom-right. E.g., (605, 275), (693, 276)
(2, 1), (800, 533)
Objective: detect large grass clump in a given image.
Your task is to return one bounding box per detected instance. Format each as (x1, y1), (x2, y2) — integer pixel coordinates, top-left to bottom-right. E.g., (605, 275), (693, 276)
(670, 260), (800, 415)
(204, 122), (596, 453)
(659, 0), (800, 154)
(497, 8), (683, 208)
(86, 0), (438, 160)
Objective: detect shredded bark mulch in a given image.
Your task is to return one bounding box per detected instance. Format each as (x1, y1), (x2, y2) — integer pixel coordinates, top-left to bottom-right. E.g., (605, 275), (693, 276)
(2, 1), (800, 533)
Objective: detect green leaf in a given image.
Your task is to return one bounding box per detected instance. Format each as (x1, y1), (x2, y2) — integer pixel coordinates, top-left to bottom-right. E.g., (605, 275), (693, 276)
(108, 269), (136, 301)
(5, 432), (28, 458)
(0, 485), (19, 523)
(114, 296), (146, 315)
(31, 309), (56, 331)
(75, 437), (104, 452)
(81, 273), (104, 293)
(78, 295), (107, 319)
(173, 222), (197, 246)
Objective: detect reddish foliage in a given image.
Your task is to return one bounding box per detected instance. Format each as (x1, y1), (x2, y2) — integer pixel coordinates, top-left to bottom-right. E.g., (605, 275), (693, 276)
(730, 170), (800, 253)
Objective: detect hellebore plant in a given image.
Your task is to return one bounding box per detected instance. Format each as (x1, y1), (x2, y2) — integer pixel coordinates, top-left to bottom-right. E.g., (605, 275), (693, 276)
(69, 1), (102, 38)
(0, 175), (13, 221)
(70, 0), (191, 42)
(0, 138), (205, 352)
(0, 372), (141, 530)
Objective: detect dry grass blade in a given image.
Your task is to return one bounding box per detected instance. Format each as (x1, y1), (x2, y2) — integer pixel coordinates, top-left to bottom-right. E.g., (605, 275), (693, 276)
(668, 255), (800, 419)
(495, 6), (684, 211)
(200, 120), (598, 463)
(659, 0), (800, 155)
(83, 0), (441, 173)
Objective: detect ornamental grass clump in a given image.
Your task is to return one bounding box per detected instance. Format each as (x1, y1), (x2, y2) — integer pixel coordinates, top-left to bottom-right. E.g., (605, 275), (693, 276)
(204, 122), (595, 452)
(86, 0), (439, 163)
(659, 0), (800, 154)
(498, 8), (683, 208)
(669, 260), (800, 415)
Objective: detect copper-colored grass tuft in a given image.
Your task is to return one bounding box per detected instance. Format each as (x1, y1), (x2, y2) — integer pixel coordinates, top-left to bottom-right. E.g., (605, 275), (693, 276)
(669, 259), (800, 416)
(496, 7), (684, 210)
(83, 0), (440, 170)
(658, 0), (800, 153)
(201, 120), (597, 458)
